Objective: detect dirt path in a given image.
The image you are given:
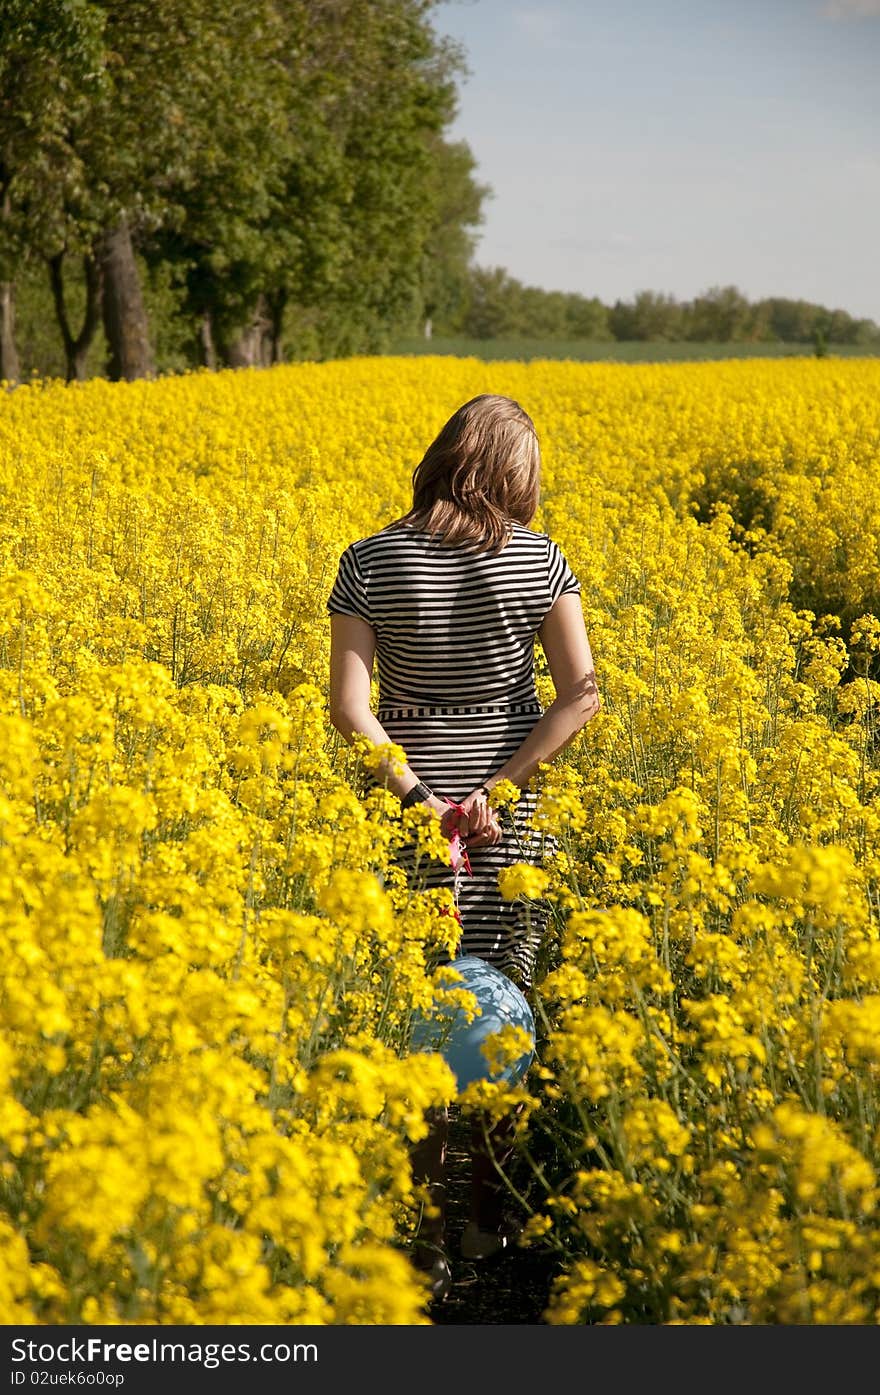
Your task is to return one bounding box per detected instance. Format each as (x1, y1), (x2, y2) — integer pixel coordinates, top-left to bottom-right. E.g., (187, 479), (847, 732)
(426, 1109), (562, 1325)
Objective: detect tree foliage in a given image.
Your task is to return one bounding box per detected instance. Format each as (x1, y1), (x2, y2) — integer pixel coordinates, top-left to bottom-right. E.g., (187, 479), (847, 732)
(452, 272), (880, 348)
(1, 0), (487, 376)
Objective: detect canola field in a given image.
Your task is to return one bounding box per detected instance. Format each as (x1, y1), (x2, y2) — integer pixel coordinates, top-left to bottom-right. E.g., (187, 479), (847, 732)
(2, 354), (880, 1325)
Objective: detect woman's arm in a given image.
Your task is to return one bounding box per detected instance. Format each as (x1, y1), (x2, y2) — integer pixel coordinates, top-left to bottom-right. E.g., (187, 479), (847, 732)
(329, 613), (425, 797)
(470, 592), (600, 801)
(328, 613), (497, 838)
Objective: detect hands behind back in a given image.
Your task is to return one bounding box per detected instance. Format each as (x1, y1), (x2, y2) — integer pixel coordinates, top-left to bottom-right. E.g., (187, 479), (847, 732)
(426, 788), (502, 849)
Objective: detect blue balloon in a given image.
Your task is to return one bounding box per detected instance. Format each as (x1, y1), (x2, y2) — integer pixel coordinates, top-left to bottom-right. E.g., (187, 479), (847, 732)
(410, 955), (536, 1091)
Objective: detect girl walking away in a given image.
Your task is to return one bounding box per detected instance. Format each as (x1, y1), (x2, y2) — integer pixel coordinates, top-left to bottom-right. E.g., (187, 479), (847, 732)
(327, 393), (600, 1302)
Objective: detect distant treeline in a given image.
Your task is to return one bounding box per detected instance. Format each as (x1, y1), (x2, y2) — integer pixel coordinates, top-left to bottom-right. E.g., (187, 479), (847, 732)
(442, 268), (880, 349)
(2, 2), (876, 386)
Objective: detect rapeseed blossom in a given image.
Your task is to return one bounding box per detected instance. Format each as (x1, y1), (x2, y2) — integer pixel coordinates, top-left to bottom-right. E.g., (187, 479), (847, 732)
(2, 354), (880, 1323)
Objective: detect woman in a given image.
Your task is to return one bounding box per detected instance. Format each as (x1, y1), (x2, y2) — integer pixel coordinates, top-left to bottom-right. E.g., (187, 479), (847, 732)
(327, 393), (600, 1300)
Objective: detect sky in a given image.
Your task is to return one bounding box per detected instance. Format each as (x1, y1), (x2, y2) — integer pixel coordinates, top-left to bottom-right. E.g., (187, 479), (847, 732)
(433, 0), (880, 322)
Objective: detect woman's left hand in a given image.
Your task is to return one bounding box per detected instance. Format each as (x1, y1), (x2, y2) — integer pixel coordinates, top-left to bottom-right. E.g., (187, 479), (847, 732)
(425, 790), (502, 847)
(424, 792), (460, 837)
(453, 789), (502, 847)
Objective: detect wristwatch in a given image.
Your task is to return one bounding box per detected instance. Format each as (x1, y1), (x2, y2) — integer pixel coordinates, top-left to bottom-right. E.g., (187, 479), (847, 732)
(400, 780), (433, 809)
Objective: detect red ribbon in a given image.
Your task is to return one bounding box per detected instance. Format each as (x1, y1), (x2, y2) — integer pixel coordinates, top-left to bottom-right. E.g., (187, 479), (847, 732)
(443, 797), (473, 876)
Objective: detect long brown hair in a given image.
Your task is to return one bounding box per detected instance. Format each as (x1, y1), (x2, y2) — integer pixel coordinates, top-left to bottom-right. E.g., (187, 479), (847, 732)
(390, 394), (541, 553)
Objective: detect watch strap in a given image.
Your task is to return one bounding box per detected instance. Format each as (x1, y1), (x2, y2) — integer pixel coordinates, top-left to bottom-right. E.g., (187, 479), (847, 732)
(400, 779), (432, 809)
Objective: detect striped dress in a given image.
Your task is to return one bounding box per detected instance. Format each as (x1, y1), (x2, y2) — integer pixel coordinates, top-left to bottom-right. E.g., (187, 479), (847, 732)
(327, 521), (581, 989)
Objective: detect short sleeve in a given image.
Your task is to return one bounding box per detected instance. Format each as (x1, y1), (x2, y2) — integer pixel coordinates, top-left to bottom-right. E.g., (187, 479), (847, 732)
(327, 544), (371, 623)
(547, 536), (581, 606)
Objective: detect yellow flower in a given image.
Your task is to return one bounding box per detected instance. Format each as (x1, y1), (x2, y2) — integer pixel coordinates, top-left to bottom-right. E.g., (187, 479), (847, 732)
(498, 863), (550, 901)
(4, 352), (880, 1324)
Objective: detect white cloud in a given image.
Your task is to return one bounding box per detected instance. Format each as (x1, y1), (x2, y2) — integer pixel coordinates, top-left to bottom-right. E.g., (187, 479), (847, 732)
(821, 0), (880, 18)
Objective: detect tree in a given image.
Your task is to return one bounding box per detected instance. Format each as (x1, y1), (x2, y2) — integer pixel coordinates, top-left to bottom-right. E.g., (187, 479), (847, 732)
(143, 0), (479, 366)
(685, 285), (750, 341)
(457, 269), (611, 341)
(461, 266), (524, 338)
(0, 0), (106, 381)
(755, 296), (816, 343)
(518, 286), (568, 339)
(609, 290), (682, 340)
(564, 293), (610, 340)
(309, 0), (466, 355)
(420, 137), (488, 339)
(0, 0), (288, 380)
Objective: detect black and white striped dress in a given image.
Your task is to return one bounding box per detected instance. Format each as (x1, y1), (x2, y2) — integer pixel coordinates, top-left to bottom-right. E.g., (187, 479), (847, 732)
(327, 522), (581, 989)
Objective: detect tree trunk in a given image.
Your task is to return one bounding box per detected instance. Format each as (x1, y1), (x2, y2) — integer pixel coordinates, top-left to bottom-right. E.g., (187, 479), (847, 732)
(199, 310), (217, 370)
(99, 212), (155, 381)
(266, 288), (288, 364)
(0, 281), (19, 384)
(224, 293), (273, 369)
(49, 251), (104, 383)
(0, 182), (20, 384)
